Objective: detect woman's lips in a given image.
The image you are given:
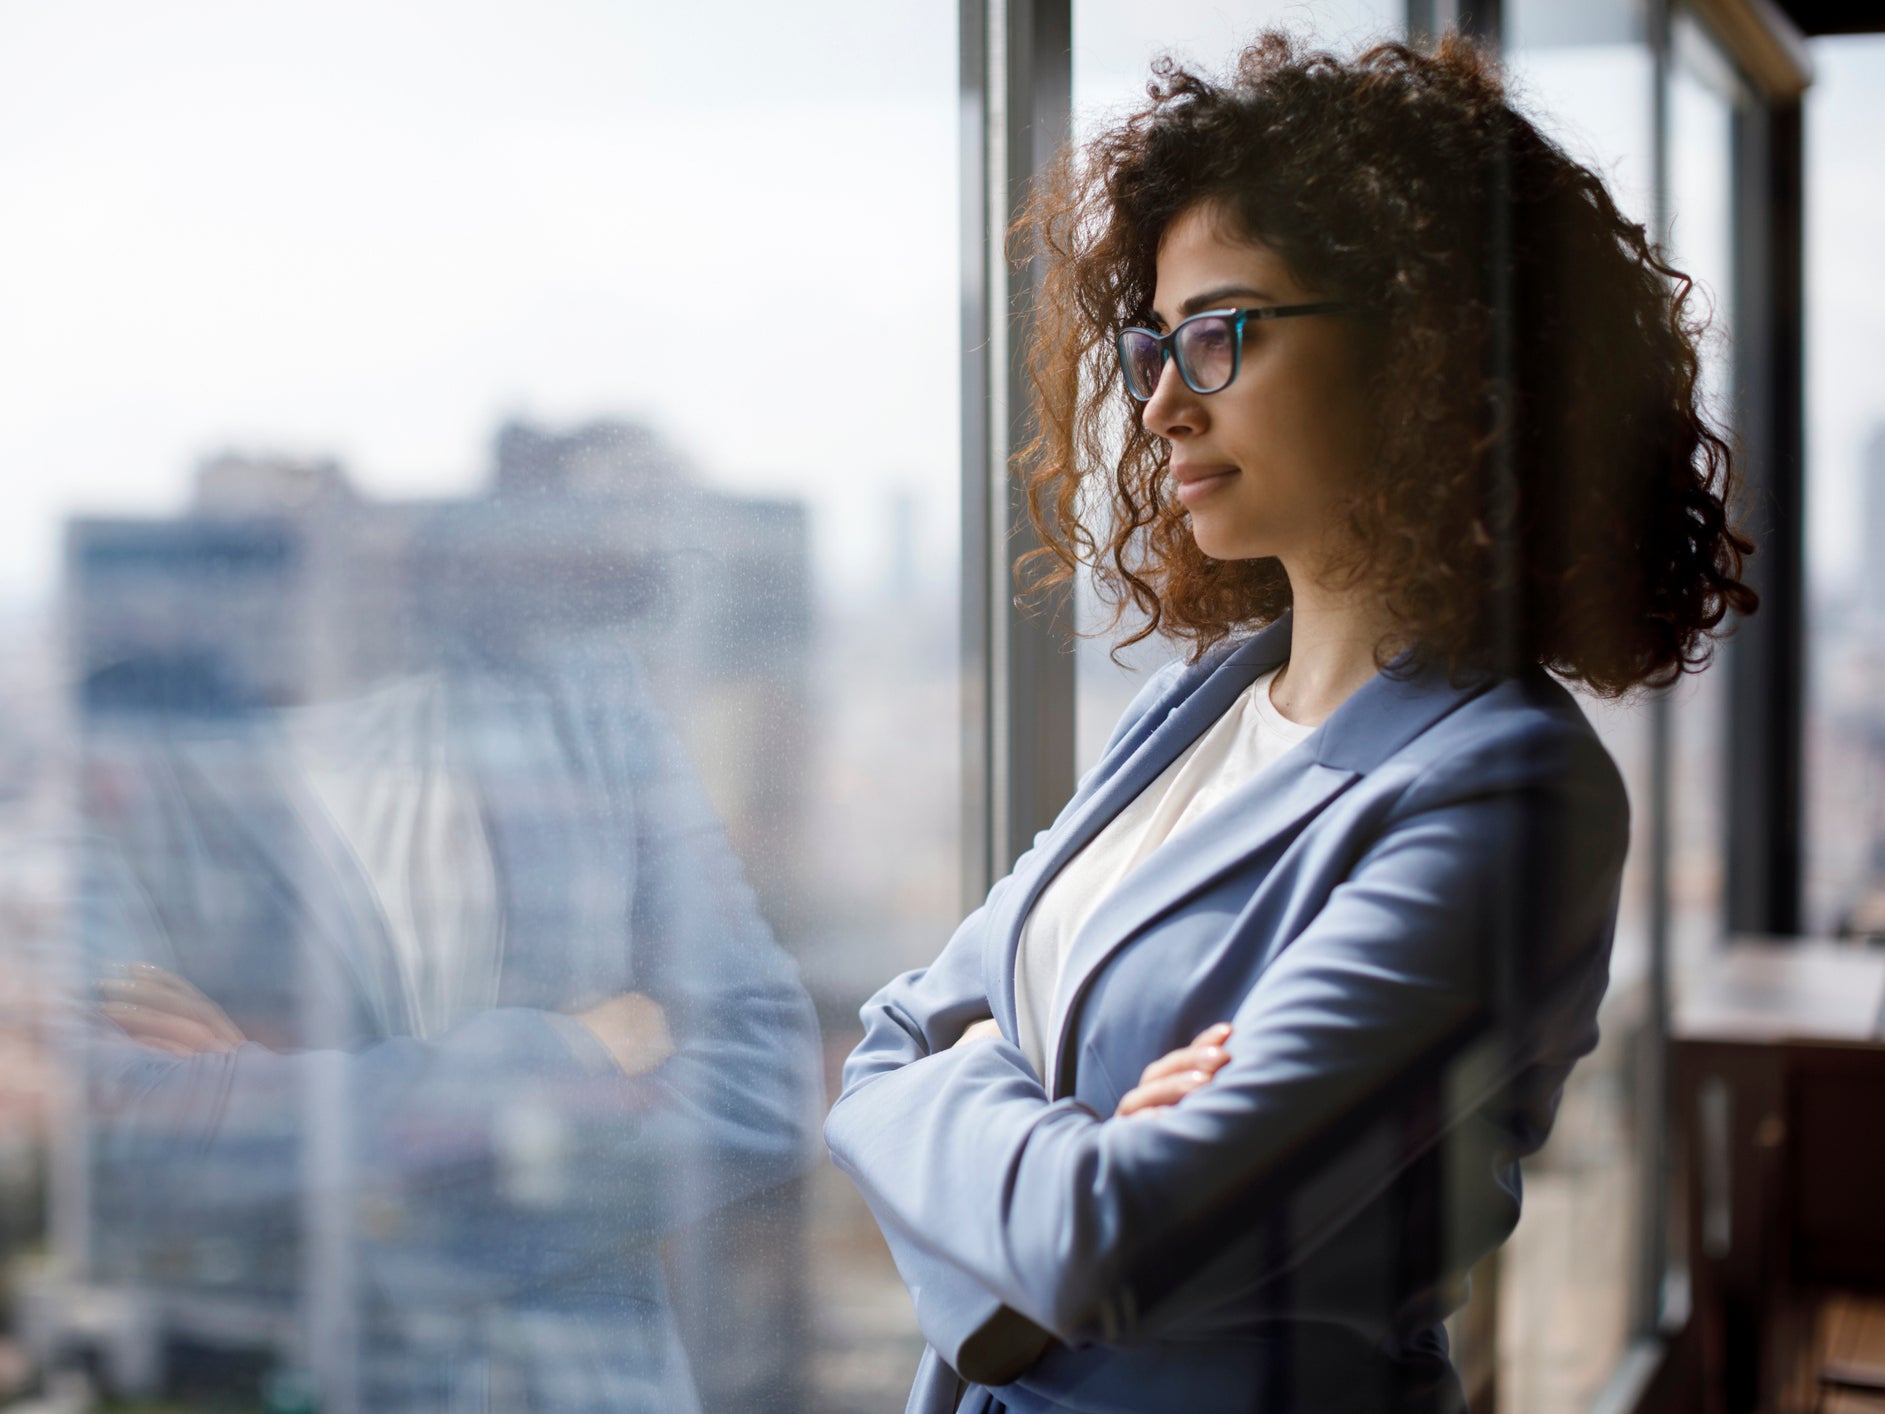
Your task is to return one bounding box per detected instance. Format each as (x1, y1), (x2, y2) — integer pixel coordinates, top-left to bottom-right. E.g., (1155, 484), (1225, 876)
(1173, 466), (1238, 505)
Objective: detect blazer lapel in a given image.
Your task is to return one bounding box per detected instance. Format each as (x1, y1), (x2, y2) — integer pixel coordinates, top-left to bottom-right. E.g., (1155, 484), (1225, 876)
(1042, 751), (1357, 1092)
(982, 618), (1295, 1039)
(1041, 652), (1497, 1094)
(170, 726), (408, 1040)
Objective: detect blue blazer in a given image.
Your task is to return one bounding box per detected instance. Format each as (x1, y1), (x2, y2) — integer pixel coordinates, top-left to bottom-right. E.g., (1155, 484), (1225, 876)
(826, 614), (1628, 1414)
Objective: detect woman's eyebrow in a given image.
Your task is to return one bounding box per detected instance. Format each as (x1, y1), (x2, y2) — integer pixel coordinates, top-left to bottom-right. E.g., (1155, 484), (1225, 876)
(1150, 285), (1277, 326)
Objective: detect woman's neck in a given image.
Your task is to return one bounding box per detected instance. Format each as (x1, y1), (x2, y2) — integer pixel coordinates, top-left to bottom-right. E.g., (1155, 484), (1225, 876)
(1268, 567), (1399, 728)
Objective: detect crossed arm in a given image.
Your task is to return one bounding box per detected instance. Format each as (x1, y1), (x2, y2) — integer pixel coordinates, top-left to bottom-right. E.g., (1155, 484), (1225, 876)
(826, 731), (1626, 1383)
(101, 963), (681, 1077)
(954, 1015), (1233, 1116)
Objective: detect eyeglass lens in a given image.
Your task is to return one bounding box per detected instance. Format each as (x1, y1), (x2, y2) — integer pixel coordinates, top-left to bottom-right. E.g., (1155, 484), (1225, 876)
(1119, 314), (1238, 399)
(1175, 316), (1236, 392)
(1119, 330), (1165, 400)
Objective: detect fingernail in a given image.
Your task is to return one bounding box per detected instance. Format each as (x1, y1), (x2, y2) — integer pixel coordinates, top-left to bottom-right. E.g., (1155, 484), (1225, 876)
(1200, 1047), (1226, 1063)
(1208, 1023), (1232, 1038)
(1184, 1069), (1210, 1084)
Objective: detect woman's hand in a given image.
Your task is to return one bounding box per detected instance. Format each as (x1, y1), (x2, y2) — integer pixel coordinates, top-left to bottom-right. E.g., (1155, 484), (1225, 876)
(573, 991), (676, 1077)
(1115, 1023), (1233, 1117)
(96, 962), (247, 1056)
(954, 1017), (1003, 1047)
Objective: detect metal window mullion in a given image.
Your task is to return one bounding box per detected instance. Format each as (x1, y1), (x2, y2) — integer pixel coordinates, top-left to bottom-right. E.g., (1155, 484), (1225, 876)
(1636, 0), (1678, 1345)
(960, 0), (994, 910)
(1724, 95), (1805, 937)
(998, 0), (1076, 876)
(963, 0), (1075, 908)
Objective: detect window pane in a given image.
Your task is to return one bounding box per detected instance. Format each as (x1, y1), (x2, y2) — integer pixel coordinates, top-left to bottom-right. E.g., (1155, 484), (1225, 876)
(1804, 35), (1885, 942)
(1666, 16), (1742, 998)
(0, 6), (958, 1410)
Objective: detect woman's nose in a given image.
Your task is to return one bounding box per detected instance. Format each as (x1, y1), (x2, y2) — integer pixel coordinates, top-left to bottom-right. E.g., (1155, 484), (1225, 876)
(1140, 357), (1203, 440)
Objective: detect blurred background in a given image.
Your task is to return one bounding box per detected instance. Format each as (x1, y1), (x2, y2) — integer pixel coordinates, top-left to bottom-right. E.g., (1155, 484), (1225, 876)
(0, 1), (1878, 1411)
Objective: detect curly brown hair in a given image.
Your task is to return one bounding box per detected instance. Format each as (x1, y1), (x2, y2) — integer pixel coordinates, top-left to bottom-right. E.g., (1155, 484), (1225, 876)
(1015, 30), (1755, 695)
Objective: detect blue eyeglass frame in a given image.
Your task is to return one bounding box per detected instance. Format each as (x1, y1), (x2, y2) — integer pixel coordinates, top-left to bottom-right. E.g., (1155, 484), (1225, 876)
(1115, 301), (1352, 400)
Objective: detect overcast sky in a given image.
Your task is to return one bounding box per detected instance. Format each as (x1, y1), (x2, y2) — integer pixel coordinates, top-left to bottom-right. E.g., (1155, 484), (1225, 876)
(1, 4), (1877, 607)
(0, 0), (963, 602)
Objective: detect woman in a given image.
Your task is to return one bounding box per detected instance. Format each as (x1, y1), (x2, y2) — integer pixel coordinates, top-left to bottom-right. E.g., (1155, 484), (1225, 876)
(826, 30), (1753, 1414)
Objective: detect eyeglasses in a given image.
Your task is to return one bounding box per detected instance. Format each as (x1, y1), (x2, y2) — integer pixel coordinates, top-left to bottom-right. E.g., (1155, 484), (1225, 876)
(1115, 302), (1351, 401)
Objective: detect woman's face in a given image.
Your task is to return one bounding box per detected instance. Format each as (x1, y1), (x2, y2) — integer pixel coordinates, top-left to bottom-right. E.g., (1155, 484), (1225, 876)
(1140, 202), (1375, 569)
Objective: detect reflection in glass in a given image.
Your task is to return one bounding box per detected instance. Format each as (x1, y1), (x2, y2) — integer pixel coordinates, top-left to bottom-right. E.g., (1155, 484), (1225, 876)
(46, 433), (825, 1412)
(0, 5), (962, 1408)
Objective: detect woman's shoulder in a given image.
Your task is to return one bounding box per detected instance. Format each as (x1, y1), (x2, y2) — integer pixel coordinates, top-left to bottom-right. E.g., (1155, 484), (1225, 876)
(1444, 666), (1617, 754)
(1388, 667), (1630, 827)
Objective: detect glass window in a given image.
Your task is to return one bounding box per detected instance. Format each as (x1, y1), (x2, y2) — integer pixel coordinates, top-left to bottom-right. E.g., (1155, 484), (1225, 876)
(1665, 12), (1744, 997)
(0, 5), (958, 1410)
(1804, 34), (1885, 943)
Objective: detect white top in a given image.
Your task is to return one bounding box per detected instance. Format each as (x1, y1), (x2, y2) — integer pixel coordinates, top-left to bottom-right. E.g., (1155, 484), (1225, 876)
(1013, 665), (1315, 1086)
(284, 674), (504, 1040)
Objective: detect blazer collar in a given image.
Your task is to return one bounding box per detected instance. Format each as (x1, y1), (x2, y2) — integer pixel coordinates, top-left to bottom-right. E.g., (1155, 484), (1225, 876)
(981, 610), (1496, 1081)
(1043, 747), (1356, 1092)
(1310, 650), (1492, 773)
(1190, 612), (1496, 775)
(980, 618), (1291, 1040)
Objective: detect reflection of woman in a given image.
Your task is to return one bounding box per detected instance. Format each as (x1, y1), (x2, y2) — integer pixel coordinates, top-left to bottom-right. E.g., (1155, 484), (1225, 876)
(77, 644), (822, 1413)
(828, 33), (1753, 1414)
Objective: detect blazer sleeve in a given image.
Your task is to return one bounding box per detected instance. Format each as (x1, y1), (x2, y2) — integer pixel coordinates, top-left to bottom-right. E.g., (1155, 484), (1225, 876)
(828, 660), (1190, 1377)
(824, 719), (1627, 1359)
(833, 876), (1059, 1379)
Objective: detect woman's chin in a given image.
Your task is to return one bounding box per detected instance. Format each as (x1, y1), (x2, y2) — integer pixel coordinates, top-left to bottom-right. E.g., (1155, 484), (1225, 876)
(1187, 520), (1267, 564)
